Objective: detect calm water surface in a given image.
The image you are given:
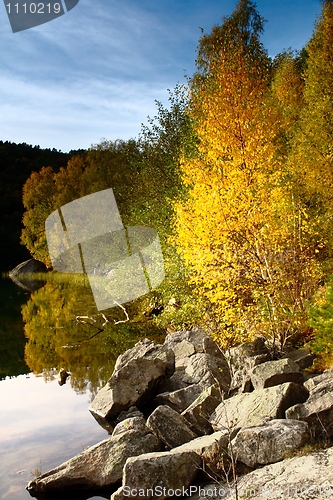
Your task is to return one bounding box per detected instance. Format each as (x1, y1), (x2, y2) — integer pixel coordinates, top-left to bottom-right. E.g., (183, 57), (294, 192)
(0, 374), (108, 500)
(0, 275), (158, 500)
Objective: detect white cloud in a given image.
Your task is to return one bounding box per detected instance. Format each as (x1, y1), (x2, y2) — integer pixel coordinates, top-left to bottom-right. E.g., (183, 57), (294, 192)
(0, 70), (170, 150)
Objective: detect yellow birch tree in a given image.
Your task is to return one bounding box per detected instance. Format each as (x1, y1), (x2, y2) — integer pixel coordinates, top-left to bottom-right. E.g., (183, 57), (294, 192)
(172, 0), (322, 348)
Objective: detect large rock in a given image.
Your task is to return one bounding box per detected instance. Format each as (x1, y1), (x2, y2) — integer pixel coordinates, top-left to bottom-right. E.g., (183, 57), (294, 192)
(172, 430), (231, 481)
(182, 384), (222, 435)
(147, 405), (197, 449)
(156, 371), (189, 393)
(228, 337), (271, 393)
(9, 259), (48, 291)
(114, 338), (175, 377)
(283, 347), (314, 370)
(224, 446), (333, 500)
(111, 450), (201, 500)
(89, 357), (168, 423)
(172, 340), (196, 369)
(231, 419), (310, 468)
(111, 431), (230, 500)
(210, 382), (309, 431)
(10, 258), (48, 275)
(27, 428), (162, 496)
(164, 329), (219, 355)
(159, 330), (231, 395)
(304, 370), (333, 391)
(155, 384), (203, 412)
(112, 415), (148, 437)
(250, 358), (303, 390)
(286, 373), (333, 439)
(171, 430), (229, 458)
(182, 352), (231, 393)
(190, 447), (333, 500)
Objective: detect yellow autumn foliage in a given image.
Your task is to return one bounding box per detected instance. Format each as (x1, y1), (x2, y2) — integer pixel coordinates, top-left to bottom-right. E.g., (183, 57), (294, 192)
(172, 6), (324, 348)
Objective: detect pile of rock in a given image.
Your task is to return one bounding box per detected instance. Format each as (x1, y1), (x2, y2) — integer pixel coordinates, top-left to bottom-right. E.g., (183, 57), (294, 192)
(27, 330), (333, 499)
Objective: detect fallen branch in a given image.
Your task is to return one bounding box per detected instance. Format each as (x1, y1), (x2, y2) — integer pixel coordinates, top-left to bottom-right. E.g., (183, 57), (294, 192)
(76, 315), (97, 324)
(113, 302), (130, 324)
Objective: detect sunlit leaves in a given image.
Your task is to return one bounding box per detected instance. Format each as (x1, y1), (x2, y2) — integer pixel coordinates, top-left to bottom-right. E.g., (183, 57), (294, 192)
(171, 0), (327, 348)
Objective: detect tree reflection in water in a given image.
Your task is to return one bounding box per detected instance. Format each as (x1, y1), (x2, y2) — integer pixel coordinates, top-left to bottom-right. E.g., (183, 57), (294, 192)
(22, 274), (165, 401)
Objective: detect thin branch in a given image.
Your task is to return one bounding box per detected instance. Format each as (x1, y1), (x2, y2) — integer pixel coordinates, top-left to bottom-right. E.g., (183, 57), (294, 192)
(113, 302), (130, 324)
(76, 315), (97, 324)
(101, 313), (109, 327)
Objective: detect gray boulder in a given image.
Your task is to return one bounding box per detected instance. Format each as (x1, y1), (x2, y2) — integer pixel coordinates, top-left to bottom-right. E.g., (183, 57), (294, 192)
(251, 358), (303, 390)
(155, 384), (203, 412)
(182, 352), (231, 393)
(114, 338), (175, 377)
(111, 431), (230, 500)
(182, 384), (222, 435)
(173, 429), (231, 481)
(10, 258), (48, 275)
(286, 373), (333, 439)
(156, 371), (189, 393)
(112, 416), (148, 437)
(159, 330), (231, 395)
(210, 382), (309, 431)
(27, 428), (162, 495)
(304, 370), (333, 391)
(111, 450), (201, 500)
(223, 446), (333, 500)
(228, 337), (271, 393)
(115, 406), (144, 422)
(172, 340), (196, 369)
(171, 430), (229, 458)
(147, 405), (197, 448)
(283, 347), (314, 370)
(231, 419), (310, 468)
(89, 357), (167, 423)
(164, 329), (218, 354)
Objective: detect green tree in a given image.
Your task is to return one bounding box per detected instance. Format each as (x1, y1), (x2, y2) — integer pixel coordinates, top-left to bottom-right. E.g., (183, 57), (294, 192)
(308, 279), (333, 369)
(289, 0), (333, 240)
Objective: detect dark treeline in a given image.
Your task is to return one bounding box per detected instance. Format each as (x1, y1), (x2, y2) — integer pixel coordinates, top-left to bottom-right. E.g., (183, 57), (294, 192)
(0, 140), (84, 271)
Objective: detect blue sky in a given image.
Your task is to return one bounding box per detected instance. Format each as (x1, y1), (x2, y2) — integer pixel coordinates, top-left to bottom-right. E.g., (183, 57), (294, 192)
(0, 0), (322, 152)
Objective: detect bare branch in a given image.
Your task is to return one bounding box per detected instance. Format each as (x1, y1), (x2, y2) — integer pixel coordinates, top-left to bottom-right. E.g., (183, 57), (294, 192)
(113, 302), (130, 324)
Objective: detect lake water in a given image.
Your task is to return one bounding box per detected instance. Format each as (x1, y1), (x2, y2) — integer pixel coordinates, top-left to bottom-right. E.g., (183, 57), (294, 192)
(0, 275), (163, 500)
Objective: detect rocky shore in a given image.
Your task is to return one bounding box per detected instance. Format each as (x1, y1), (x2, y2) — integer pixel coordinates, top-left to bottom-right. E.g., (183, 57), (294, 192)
(27, 329), (333, 499)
